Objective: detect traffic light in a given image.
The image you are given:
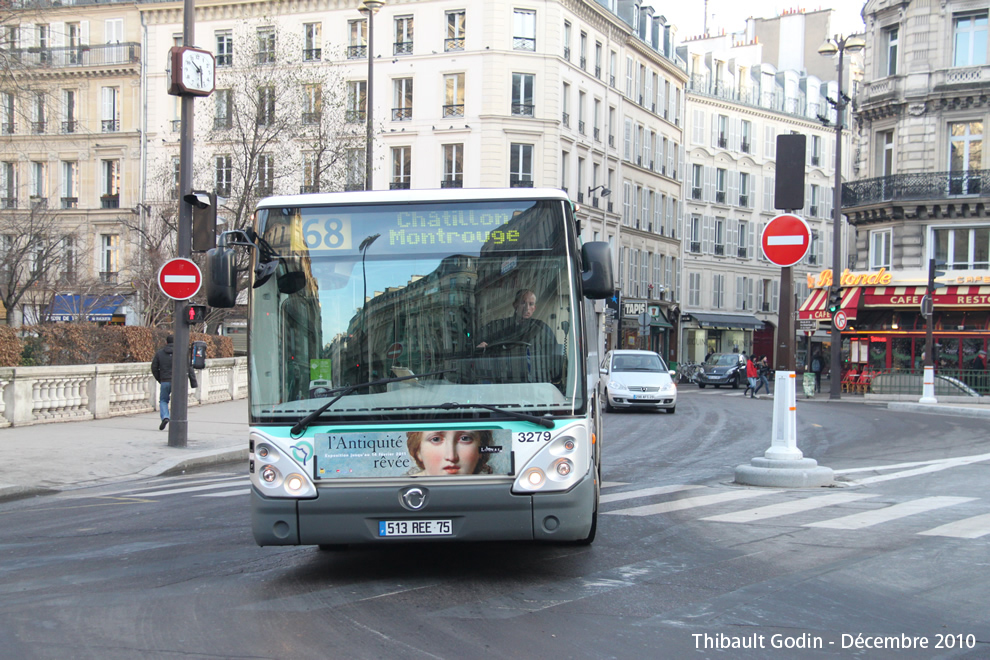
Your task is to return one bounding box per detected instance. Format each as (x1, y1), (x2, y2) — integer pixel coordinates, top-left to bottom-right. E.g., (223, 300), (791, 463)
(185, 190), (218, 252)
(928, 258), (946, 292)
(827, 287), (842, 314)
(185, 303), (207, 325)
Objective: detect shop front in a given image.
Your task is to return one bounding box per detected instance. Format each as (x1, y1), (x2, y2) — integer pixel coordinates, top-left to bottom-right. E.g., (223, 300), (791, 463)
(616, 299), (675, 363)
(678, 312), (766, 364)
(799, 268), (990, 376)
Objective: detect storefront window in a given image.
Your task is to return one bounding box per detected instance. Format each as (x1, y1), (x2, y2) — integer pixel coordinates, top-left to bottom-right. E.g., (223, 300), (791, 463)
(936, 338), (960, 368)
(891, 337), (913, 370)
(869, 339), (887, 368)
(962, 337), (986, 369)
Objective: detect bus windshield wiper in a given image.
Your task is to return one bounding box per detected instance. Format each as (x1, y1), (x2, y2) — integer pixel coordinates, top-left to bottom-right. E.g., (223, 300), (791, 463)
(383, 402), (555, 428)
(289, 369), (451, 436)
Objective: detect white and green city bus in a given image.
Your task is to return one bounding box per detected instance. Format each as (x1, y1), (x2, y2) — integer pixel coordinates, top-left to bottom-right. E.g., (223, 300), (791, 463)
(205, 188), (613, 546)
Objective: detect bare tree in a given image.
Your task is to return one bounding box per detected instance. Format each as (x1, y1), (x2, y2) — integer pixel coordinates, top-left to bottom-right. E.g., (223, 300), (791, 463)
(0, 203), (69, 325)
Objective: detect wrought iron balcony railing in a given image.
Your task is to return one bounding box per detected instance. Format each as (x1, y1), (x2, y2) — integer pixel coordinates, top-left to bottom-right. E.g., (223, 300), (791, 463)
(442, 104), (464, 118)
(347, 45), (367, 59)
(445, 38), (465, 52)
(8, 43), (140, 69)
(441, 178), (463, 188)
(842, 169), (990, 207)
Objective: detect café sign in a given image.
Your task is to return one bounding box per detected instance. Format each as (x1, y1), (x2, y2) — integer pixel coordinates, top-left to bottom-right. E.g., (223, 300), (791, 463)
(807, 268), (892, 289)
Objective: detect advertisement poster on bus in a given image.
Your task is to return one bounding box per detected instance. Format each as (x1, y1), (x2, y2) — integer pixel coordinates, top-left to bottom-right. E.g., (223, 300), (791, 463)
(313, 429), (512, 478)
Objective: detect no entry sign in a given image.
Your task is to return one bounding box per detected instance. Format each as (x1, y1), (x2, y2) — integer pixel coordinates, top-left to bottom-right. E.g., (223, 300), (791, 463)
(761, 214), (811, 267)
(158, 258), (202, 300)
(385, 343), (403, 359)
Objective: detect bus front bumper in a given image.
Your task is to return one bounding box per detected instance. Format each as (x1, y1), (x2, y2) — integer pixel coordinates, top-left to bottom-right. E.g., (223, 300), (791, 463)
(251, 469), (597, 546)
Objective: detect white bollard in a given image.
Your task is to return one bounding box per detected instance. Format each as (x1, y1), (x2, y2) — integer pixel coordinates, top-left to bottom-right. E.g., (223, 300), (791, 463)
(919, 365), (938, 404)
(766, 371), (802, 461)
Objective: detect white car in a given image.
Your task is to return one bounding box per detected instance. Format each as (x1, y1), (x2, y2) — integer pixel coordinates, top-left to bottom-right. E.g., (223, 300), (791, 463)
(599, 349), (677, 413)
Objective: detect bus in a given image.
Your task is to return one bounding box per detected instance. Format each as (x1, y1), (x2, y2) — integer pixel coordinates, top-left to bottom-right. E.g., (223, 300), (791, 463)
(205, 188), (613, 546)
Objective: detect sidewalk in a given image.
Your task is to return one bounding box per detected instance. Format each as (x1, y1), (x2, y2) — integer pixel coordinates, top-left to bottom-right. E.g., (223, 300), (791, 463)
(0, 399), (249, 502)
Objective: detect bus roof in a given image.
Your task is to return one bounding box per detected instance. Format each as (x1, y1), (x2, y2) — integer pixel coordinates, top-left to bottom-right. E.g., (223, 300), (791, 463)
(256, 187), (572, 209)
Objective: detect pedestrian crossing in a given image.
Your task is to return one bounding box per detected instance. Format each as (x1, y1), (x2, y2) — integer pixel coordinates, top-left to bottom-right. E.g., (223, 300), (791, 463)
(64, 473), (990, 540)
(602, 483), (990, 540)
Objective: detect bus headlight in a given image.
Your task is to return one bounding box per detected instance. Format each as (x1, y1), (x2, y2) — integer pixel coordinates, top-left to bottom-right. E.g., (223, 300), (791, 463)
(512, 426), (591, 494)
(250, 432), (318, 499)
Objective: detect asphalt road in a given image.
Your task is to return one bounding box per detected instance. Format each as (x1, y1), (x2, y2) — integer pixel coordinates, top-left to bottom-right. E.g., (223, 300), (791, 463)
(1, 388), (988, 659)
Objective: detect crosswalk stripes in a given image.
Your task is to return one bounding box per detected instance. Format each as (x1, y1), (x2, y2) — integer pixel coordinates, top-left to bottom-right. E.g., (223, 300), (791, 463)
(600, 483), (990, 540)
(804, 496), (976, 530)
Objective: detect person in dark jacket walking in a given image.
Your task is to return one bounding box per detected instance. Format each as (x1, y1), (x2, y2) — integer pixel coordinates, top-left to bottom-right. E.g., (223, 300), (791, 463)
(151, 336), (174, 430)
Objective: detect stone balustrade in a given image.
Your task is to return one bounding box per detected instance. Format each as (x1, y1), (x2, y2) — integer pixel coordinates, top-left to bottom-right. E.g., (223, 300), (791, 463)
(0, 358), (247, 428)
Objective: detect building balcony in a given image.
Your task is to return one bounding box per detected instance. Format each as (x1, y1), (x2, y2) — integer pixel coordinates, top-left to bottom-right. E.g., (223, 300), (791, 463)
(345, 109), (366, 123)
(101, 119), (119, 133)
(510, 178), (534, 188)
(842, 170), (990, 225)
(394, 41), (413, 56)
(8, 43), (141, 70)
(392, 107), (412, 121)
(302, 48), (322, 61)
(513, 37), (536, 51)
(445, 38), (465, 52)
(441, 178), (463, 188)
(301, 112), (321, 125)
(62, 120), (77, 134)
(347, 45), (367, 59)
(30, 196), (47, 209)
(442, 104), (464, 118)
(100, 194), (119, 209)
(511, 103), (535, 117)
(61, 196), (78, 209)
(100, 271), (118, 285)
(389, 181), (411, 190)
(1, 197), (16, 209)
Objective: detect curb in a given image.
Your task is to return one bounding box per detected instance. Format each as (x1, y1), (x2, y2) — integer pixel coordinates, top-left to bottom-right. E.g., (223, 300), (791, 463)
(139, 446), (248, 478)
(0, 485), (58, 503)
(888, 402), (990, 419)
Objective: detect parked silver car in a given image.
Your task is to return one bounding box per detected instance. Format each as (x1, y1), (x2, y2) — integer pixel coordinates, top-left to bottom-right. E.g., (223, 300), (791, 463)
(599, 350), (677, 413)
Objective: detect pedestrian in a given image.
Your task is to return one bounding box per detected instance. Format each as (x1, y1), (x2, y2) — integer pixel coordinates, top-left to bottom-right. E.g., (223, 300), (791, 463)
(744, 354), (758, 398)
(151, 335), (174, 430)
(971, 349), (987, 371)
(810, 350), (824, 393)
(704, 350), (714, 363)
(753, 356), (772, 396)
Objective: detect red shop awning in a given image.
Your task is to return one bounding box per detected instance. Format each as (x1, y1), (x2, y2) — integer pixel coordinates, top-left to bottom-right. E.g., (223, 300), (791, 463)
(861, 285), (990, 308)
(798, 287), (862, 321)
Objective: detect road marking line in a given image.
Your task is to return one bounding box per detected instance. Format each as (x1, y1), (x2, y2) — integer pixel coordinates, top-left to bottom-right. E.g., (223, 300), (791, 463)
(853, 455), (990, 485)
(197, 489), (251, 498)
(601, 481), (629, 488)
(805, 496), (976, 530)
(601, 484), (705, 504)
(834, 451), (990, 475)
(918, 513), (990, 539)
(604, 489), (778, 516)
(133, 480), (251, 497)
(701, 492), (879, 523)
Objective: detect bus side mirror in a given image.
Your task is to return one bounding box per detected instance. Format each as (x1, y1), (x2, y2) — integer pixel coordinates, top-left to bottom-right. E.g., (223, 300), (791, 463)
(581, 241), (613, 299)
(205, 245), (238, 308)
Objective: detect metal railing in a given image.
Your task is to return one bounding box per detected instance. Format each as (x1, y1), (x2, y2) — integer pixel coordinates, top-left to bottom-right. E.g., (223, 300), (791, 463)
(445, 38), (464, 52)
(443, 104), (464, 118)
(843, 367), (988, 397)
(842, 169), (990, 207)
(392, 107), (412, 121)
(7, 43), (141, 69)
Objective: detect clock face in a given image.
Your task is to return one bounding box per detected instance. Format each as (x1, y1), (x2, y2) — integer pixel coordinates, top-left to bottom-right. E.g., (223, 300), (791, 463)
(181, 49), (215, 93)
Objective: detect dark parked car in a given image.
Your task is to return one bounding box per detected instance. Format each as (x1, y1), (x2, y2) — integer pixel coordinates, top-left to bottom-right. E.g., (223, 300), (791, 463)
(696, 353), (747, 389)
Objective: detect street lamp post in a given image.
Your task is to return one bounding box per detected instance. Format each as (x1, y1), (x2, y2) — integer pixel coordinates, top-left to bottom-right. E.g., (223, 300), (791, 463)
(359, 0), (384, 191)
(818, 34), (864, 400)
(360, 233), (380, 382)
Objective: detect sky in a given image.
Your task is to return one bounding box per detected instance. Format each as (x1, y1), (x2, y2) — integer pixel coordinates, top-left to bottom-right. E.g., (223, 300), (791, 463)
(651, 0), (867, 42)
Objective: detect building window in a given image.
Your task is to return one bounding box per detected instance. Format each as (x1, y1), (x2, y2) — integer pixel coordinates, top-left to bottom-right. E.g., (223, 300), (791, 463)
(562, 21), (570, 60)
(579, 32), (587, 70)
(394, 16), (413, 55)
(877, 130), (895, 177)
(445, 10), (465, 51)
(392, 78), (413, 120)
(62, 90), (77, 133)
(715, 168), (726, 204)
(738, 220), (750, 258)
(741, 119), (752, 153)
(933, 226), (990, 270)
(689, 215), (702, 253)
(62, 236), (76, 284)
(100, 234), (120, 282)
(443, 73), (465, 117)
(216, 30), (233, 66)
(346, 148), (365, 190)
(301, 153), (319, 193)
(347, 81), (367, 122)
(2, 92), (14, 134)
(214, 89), (232, 129)
(810, 184), (820, 217)
(100, 159), (119, 206)
(882, 26), (898, 76)
(948, 121), (983, 194)
(811, 135), (822, 166)
(303, 23), (322, 61)
(510, 143), (533, 186)
(390, 146), (411, 189)
(869, 229), (891, 269)
(713, 273), (724, 309)
(739, 172), (750, 208)
(513, 9), (536, 51)
(257, 154), (274, 196)
(691, 164), (703, 200)
(688, 272), (701, 307)
(101, 87), (119, 132)
(1, 161), (16, 208)
(60, 161), (78, 208)
(348, 19), (368, 59)
(595, 42), (602, 78)
(257, 87), (276, 126)
(215, 155), (232, 197)
(442, 144), (463, 187)
(257, 26), (276, 64)
(511, 73), (534, 116)
(953, 12), (987, 67)
(302, 84), (322, 124)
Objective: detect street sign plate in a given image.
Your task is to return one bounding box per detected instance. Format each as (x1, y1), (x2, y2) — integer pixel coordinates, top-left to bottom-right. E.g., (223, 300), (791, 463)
(798, 319), (817, 331)
(832, 310), (848, 331)
(761, 214), (812, 267)
(158, 258), (202, 300)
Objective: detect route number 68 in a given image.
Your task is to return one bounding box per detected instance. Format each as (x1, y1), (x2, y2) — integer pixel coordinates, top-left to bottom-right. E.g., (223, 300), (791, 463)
(297, 216), (353, 251)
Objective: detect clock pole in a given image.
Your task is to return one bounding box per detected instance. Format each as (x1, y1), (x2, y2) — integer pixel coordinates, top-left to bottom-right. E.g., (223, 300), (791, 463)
(167, 0), (197, 449)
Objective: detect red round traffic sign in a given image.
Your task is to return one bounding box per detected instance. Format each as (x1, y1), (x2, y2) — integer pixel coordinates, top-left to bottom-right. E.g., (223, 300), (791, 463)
(385, 343), (403, 360)
(158, 258), (202, 300)
(761, 214), (812, 267)
(832, 310), (848, 331)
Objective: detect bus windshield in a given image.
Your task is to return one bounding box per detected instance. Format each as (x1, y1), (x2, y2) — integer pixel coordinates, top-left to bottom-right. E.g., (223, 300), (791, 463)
(248, 197), (584, 423)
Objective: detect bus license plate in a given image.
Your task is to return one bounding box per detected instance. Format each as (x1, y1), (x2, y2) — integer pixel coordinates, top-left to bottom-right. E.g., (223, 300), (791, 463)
(379, 520), (453, 537)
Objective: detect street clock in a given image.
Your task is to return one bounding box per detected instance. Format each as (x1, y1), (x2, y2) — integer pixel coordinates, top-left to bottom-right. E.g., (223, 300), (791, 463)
(167, 46), (216, 97)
